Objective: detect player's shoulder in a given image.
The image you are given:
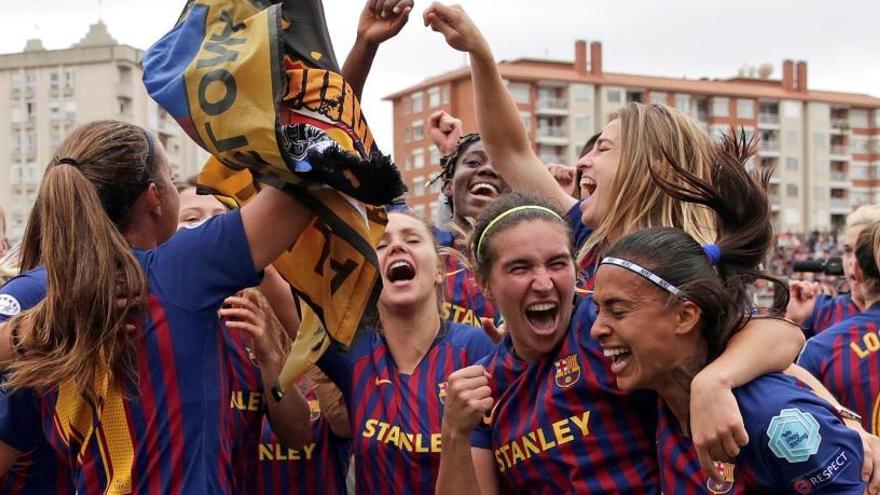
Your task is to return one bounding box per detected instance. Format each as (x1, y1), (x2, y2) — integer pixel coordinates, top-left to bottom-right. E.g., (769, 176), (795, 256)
(444, 322), (495, 355)
(0, 267), (47, 319)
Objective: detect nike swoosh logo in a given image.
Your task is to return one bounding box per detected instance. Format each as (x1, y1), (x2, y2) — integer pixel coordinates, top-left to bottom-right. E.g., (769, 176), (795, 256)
(375, 377), (392, 386)
(483, 400), (501, 425)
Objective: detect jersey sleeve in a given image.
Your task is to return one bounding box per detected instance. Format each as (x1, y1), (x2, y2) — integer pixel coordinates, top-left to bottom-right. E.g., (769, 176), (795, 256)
(0, 381), (43, 453)
(317, 337), (361, 403)
(750, 395), (865, 494)
(147, 210), (263, 313)
(0, 270), (47, 322)
(802, 294), (833, 339)
(796, 337), (828, 379)
(565, 201), (592, 252)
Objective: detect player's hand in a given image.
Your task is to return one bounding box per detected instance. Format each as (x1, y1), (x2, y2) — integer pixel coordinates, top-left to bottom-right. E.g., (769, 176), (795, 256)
(785, 280), (819, 326)
(442, 365), (494, 434)
(423, 3), (490, 56)
(358, 0), (413, 46)
(842, 419), (880, 494)
(479, 317), (505, 344)
(429, 110), (463, 155)
(689, 370), (748, 482)
(220, 290), (281, 369)
(546, 163), (576, 197)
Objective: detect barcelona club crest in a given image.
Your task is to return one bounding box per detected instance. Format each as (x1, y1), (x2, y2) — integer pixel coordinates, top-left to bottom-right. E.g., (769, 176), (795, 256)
(706, 461), (735, 494)
(308, 399), (322, 422)
(438, 381), (448, 405)
(554, 355), (581, 389)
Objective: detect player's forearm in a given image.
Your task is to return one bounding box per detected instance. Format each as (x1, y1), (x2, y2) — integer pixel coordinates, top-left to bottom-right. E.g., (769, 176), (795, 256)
(263, 363), (312, 449)
(258, 267), (300, 342)
(700, 317), (805, 388)
(437, 429), (482, 495)
(341, 37), (379, 100)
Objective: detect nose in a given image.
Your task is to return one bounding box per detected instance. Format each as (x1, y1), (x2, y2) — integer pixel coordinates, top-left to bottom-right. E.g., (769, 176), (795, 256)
(475, 162), (499, 179)
(590, 311), (611, 340)
(576, 153), (593, 173)
(530, 268), (554, 293)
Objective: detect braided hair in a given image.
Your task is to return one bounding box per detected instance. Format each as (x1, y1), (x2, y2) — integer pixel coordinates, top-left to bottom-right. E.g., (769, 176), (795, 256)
(428, 133), (482, 213)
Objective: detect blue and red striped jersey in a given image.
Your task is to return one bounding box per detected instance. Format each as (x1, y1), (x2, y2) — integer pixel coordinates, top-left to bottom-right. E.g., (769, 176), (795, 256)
(220, 325), (266, 492)
(0, 210), (262, 494)
(255, 381), (351, 494)
(565, 200), (598, 292)
(0, 270), (74, 495)
(434, 226), (499, 326)
(318, 321), (494, 494)
(802, 294), (859, 338)
(656, 373), (865, 494)
(472, 297), (659, 493)
(798, 303), (880, 434)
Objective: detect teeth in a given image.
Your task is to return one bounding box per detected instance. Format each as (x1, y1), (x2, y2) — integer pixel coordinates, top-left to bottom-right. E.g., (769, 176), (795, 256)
(527, 303), (557, 312)
(390, 261), (410, 270)
(602, 348), (631, 358)
(470, 183), (498, 195)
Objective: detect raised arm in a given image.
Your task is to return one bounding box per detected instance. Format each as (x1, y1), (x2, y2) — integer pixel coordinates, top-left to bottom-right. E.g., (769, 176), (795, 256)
(239, 186), (313, 271)
(423, 3), (576, 210)
(342, 0), (413, 99)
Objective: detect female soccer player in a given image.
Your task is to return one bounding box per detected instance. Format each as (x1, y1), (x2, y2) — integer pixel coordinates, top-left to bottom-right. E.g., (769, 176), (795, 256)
(591, 135), (867, 493)
(318, 210), (496, 494)
(799, 221), (880, 436)
(0, 120), (316, 494)
(435, 189), (808, 494)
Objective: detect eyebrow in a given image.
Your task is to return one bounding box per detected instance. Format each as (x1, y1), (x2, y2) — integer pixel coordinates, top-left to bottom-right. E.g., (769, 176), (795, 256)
(596, 138), (614, 148)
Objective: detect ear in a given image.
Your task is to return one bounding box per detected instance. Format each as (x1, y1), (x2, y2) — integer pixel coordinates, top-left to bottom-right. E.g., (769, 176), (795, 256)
(144, 182), (163, 217)
(852, 263), (865, 284)
(673, 300), (702, 336)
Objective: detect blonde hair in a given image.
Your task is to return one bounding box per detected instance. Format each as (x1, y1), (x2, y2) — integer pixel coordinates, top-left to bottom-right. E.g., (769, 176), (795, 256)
(579, 103), (717, 262)
(846, 205), (880, 229)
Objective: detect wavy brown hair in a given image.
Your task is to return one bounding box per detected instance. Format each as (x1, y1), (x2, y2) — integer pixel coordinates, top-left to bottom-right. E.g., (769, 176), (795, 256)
(5, 120), (162, 400)
(580, 103), (717, 262)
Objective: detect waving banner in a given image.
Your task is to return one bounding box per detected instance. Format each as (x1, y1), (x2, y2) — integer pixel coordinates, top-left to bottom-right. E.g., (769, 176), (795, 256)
(143, 0), (402, 384)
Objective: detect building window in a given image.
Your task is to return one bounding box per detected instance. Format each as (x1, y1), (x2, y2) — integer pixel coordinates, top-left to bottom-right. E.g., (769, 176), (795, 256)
(851, 138), (869, 154)
(711, 97), (729, 117)
(26, 101), (37, 121)
(49, 72), (60, 92)
(606, 89), (622, 103)
(575, 114), (590, 131)
(520, 112), (531, 131)
(10, 107), (21, 123)
(413, 176), (425, 197)
(49, 101), (60, 120)
(50, 132), (60, 150)
(874, 111), (880, 128)
(404, 127), (412, 143)
(650, 92), (667, 105)
(411, 92), (424, 113)
(786, 184), (798, 198)
(785, 157), (798, 171)
(851, 164), (869, 180)
(64, 69), (75, 90)
(430, 148), (441, 166)
(736, 99), (754, 119)
(412, 149), (425, 169)
(675, 94), (692, 113)
(571, 84), (591, 102)
(813, 132), (827, 148)
(784, 131), (799, 146)
(508, 82), (531, 104)
(851, 109), (869, 128)
(428, 87), (441, 108)
(442, 85), (450, 105)
(64, 101), (76, 120)
(10, 73), (23, 90)
(25, 71), (36, 89)
(11, 134), (21, 153)
(430, 200), (443, 225)
(411, 120), (424, 141)
(26, 132), (36, 153)
(814, 186), (826, 200)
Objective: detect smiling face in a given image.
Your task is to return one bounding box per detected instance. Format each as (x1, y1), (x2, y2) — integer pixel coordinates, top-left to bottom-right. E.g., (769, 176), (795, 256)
(481, 219), (576, 360)
(577, 119), (621, 229)
(377, 212), (443, 311)
(590, 263), (702, 392)
(445, 141), (510, 221)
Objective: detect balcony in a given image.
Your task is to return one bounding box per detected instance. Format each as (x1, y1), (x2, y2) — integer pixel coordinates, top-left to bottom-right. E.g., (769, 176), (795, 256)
(758, 113), (780, 127)
(535, 97), (568, 115)
(830, 145), (849, 157)
(830, 197), (850, 210)
(116, 82), (134, 100)
(535, 126), (569, 145)
(539, 153), (565, 164)
(830, 171), (849, 183)
(759, 140), (780, 156)
(831, 118), (850, 134)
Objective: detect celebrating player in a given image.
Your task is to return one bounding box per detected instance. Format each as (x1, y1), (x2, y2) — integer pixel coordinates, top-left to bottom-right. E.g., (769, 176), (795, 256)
(0, 120), (316, 493)
(591, 134), (868, 493)
(318, 210), (496, 494)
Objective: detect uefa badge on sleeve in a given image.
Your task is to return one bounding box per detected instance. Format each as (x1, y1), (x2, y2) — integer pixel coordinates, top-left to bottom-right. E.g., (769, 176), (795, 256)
(554, 354), (581, 389)
(767, 408), (821, 462)
(706, 461), (735, 494)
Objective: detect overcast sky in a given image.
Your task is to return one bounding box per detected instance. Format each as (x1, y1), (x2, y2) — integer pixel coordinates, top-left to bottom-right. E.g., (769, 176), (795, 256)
(3, 0), (879, 149)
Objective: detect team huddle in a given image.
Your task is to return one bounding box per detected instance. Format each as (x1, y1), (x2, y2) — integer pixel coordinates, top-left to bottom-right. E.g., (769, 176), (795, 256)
(1, 1), (880, 494)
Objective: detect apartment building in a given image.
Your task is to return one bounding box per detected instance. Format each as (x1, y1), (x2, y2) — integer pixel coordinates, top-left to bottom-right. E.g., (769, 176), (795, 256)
(0, 21), (205, 242)
(385, 41), (880, 233)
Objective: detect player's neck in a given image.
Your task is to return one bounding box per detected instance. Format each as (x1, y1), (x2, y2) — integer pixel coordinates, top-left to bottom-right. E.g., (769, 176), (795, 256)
(655, 354), (706, 437)
(380, 302), (442, 374)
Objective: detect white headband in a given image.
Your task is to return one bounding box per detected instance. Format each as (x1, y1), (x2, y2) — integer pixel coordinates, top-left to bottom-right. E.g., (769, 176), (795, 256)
(600, 257), (681, 295)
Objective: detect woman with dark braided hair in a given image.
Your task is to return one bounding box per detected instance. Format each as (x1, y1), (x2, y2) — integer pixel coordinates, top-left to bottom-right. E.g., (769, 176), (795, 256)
(590, 134), (868, 493)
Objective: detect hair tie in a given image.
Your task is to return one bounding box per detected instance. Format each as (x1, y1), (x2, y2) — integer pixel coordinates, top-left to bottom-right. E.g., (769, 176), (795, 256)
(702, 244), (721, 266)
(56, 157), (80, 167)
(477, 205), (563, 259)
